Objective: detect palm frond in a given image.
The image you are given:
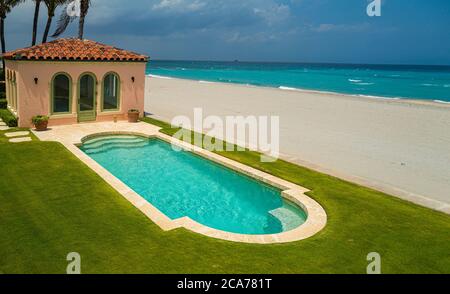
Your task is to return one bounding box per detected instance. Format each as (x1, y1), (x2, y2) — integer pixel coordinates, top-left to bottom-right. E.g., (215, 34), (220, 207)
(51, 4), (75, 38)
(2, 0), (26, 15)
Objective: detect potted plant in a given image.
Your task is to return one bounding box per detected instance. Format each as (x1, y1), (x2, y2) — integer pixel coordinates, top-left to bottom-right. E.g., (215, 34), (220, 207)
(32, 115), (49, 131)
(128, 109), (140, 123)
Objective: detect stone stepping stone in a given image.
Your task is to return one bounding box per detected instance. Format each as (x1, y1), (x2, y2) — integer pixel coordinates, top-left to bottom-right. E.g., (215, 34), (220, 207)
(0, 122), (6, 126)
(5, 131), (30, 138)
(0, 126), (9, 131)
(9, 137), (32, 143)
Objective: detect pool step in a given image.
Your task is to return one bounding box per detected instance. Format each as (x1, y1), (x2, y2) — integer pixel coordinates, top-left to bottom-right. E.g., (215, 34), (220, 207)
(83, 137), (147, 149)
(83, 141), (149, 155)
(83, 138), (146, 150)
(83, 135), (143, 145)
(269, 206), (303, 232)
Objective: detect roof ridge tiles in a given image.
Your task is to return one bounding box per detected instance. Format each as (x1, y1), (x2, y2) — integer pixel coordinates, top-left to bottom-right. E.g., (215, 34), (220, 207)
(2, 38), (149, 62)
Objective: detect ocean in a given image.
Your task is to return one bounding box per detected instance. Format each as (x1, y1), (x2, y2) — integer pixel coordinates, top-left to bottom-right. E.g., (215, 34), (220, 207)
(146, 60), (450, 103)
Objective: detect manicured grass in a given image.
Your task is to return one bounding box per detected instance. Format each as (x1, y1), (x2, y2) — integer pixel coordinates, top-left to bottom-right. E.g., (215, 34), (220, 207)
(0, 119), (449, 273)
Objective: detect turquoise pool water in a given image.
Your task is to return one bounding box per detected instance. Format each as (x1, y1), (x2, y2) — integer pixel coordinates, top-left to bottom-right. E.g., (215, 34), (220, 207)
(80, 135), (307, 235)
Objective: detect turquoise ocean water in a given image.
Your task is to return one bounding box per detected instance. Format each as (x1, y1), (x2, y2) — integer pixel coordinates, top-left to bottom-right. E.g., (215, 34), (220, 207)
(81, 135), (307, 235)
(147, 60), (450, 102)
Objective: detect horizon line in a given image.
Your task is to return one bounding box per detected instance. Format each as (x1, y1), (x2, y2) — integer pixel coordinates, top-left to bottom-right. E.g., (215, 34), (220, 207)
(148, 59), (450, 68)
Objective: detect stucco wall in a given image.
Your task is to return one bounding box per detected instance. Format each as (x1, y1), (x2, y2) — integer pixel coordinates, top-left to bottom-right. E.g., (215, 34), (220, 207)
(4, 60), (20, 116)
(8, 60), (146, 127)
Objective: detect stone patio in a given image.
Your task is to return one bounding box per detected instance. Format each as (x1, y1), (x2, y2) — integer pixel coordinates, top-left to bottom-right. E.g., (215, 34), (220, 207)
(32, 121), (161, 145)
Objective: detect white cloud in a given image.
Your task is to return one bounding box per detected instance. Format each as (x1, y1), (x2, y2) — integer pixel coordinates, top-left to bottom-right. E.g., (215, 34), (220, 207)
(311, 23), (371, 33)
(253, 4), (291, 26)
(152, 0), (206, 12)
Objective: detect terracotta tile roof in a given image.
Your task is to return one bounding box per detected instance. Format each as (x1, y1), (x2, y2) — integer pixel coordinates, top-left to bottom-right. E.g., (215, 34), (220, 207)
(2, 38), (148, 62)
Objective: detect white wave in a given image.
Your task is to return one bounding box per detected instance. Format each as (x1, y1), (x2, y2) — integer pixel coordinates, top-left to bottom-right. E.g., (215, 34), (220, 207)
(276, 85), (411, 102)
(349, 78), (374, 86)
(357, 95), (400, 100)
(199, 80), (214, 84)
(279, 86), (301, 91)
(147, 74), (173, 79)
(422, 83), (450, 88)
(434, 100), (450, 104)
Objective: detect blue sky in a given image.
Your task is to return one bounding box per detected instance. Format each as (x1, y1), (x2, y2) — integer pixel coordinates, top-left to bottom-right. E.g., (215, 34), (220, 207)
(6, 0), (450, 64)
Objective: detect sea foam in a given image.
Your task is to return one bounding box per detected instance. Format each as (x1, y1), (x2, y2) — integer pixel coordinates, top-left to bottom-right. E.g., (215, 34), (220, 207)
(434, 100), (450, 104)
(147, 74), (173, 79)
(279, 86), (300, 91)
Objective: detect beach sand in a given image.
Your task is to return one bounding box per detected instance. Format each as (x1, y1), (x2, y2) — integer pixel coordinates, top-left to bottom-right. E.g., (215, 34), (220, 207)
(145, 76), (450, 213)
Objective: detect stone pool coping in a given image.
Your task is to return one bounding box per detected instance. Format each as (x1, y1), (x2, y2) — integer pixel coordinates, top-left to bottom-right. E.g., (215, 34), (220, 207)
(33, 122), (327, 244)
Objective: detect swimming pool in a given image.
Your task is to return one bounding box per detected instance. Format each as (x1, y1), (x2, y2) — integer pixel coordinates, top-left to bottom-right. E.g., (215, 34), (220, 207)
(80, 135), (308, 235)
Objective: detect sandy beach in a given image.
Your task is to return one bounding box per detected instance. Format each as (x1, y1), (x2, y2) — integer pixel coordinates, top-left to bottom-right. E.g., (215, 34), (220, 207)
(145, 76), (450, 213)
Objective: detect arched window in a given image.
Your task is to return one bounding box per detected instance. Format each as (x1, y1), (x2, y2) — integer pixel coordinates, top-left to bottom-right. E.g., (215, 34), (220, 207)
(52, 73), (72, 114)
(102, 73), (120, 111)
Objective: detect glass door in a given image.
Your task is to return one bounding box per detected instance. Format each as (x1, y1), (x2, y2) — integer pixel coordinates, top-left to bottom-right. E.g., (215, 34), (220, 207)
(78, 74), (97, 122)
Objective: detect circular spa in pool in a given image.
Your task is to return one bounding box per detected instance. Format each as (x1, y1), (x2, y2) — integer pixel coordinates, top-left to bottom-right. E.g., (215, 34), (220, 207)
(80, 135), (323, 239)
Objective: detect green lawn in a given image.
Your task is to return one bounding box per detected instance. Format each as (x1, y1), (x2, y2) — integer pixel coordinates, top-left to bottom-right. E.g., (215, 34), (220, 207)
(0, 120), (449, 274)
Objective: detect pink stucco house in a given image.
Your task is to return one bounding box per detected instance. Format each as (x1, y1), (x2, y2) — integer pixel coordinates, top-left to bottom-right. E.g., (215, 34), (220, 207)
(2, 38), (148, 127)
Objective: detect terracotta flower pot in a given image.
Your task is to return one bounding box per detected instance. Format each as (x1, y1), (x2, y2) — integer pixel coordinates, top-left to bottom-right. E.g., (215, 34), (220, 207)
(128, 111), (140, 123)
(34, 121), (48, 132)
